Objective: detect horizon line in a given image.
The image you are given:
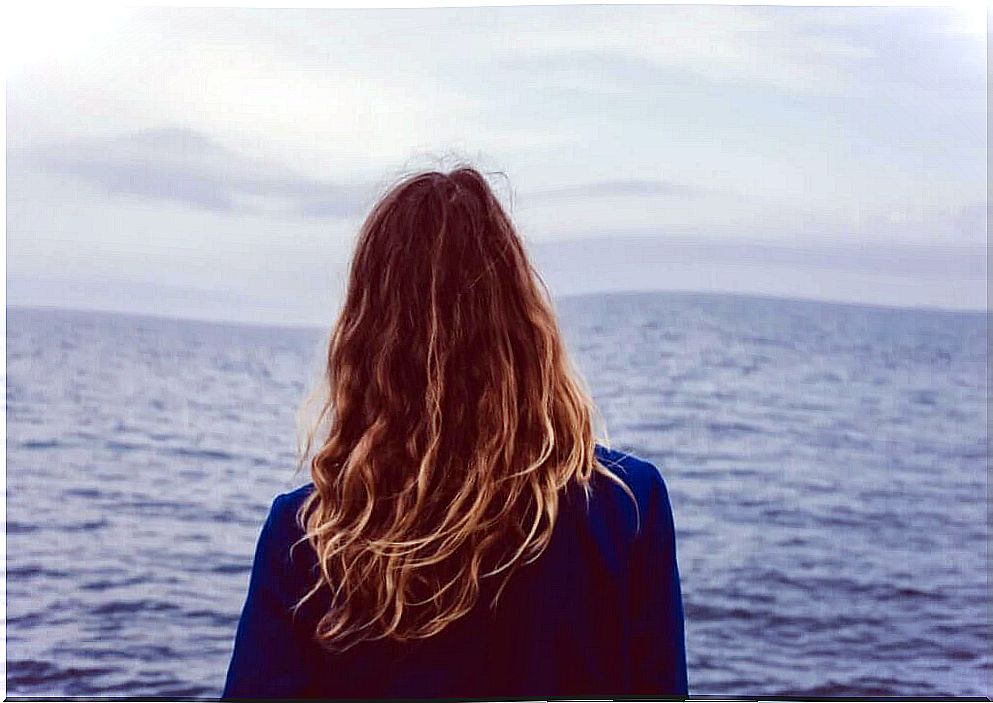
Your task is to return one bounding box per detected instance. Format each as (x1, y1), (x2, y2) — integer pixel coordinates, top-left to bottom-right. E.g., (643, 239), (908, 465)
(6, 286), (987, 333)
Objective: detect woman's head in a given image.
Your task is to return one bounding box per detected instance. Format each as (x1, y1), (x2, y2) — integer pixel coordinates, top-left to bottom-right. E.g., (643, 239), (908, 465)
(294, 166), (627, 651)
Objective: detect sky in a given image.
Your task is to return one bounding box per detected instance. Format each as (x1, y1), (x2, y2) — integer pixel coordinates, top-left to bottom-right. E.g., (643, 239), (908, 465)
(5, 3), (988, 326)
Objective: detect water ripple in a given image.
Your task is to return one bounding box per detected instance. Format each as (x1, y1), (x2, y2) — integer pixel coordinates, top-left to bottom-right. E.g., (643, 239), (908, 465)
(7, 295), (988, 697)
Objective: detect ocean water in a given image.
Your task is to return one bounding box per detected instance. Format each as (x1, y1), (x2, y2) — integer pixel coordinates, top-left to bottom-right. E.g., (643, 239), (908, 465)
(5, 291), (990, 697)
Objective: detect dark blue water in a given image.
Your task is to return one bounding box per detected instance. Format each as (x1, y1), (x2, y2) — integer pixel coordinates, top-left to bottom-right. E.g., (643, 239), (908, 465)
(5, 291), (990, 697)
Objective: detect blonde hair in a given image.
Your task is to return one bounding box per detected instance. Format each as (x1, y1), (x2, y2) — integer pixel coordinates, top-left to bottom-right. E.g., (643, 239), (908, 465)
(291, 167), (633, 652)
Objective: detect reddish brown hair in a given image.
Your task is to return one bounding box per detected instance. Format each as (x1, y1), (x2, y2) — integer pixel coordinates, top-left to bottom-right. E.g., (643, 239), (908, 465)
(293, 166), (630, 652)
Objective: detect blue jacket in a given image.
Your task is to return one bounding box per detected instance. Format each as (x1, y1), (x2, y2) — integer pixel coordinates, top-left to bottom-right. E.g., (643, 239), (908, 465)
(223, 444), (688, 698)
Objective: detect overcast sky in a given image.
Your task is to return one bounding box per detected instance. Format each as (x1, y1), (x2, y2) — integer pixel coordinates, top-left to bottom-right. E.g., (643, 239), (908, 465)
(6, 4), (987, 325)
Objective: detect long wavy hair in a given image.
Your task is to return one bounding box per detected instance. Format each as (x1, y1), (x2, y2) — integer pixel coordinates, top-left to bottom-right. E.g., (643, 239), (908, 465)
(291, 166), (632, 653)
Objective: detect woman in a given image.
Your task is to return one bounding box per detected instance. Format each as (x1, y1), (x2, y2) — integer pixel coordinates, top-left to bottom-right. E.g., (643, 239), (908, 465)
(222, 167), (687, 699)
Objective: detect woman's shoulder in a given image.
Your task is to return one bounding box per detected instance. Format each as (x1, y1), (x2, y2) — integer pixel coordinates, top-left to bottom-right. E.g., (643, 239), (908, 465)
(254, 483), (319, 593)
(251, 483), (315, 560)
(263, 482), (315, 540)
(273, 481), (316, 512)
(577, 443), (676, 540)
(592, 444), (670, 502)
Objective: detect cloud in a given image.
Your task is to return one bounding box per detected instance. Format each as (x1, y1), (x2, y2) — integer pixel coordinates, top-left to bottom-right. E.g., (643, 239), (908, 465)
(14, 127), (377, 219)
(4, 6), (985, 321)
(491, 6), (979, 104)
(534, 233), (987, 279)
(524, 178), (702, 204)
(853, 202), (989, 243)
(953, 203), (987, 241)
(489, 5), (876, 98)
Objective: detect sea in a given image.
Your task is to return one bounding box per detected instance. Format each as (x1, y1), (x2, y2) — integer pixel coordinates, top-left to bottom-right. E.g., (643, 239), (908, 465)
(5, 290), (990, 697)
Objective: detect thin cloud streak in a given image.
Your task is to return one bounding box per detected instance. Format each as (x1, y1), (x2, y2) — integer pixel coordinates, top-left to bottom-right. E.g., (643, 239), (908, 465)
(15, 127), (378, 219)
(533, 233), (987, 279)
(523, 179), (703, 204)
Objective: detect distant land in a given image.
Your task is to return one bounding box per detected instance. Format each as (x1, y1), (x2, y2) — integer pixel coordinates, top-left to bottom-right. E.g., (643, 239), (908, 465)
(6, 233), (986, 328)
(6, 287), (987, 338)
